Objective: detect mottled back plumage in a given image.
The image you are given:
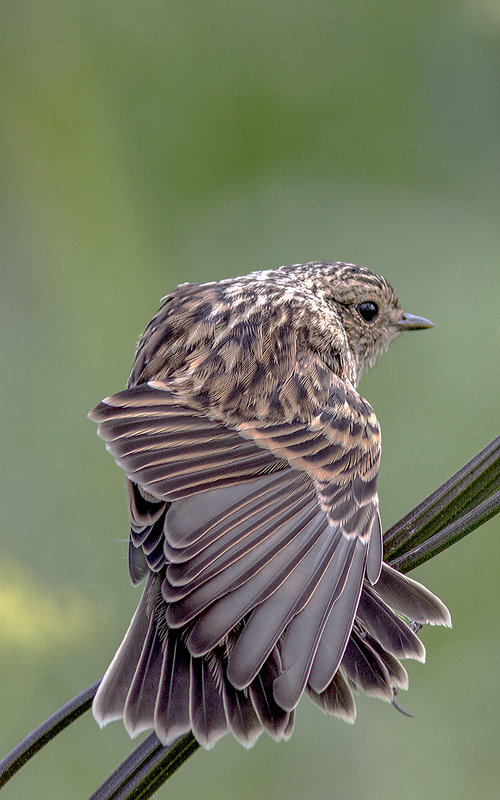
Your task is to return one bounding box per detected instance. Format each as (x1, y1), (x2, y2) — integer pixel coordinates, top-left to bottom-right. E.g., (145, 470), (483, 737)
(90, 261), (450, 748)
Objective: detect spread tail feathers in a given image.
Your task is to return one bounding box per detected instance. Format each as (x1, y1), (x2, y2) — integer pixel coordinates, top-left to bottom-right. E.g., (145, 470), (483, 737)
(93, 565), (450, 749)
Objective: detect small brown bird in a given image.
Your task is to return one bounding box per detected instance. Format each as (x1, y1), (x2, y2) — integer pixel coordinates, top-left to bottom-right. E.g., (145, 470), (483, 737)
(90, 261), (450, 749)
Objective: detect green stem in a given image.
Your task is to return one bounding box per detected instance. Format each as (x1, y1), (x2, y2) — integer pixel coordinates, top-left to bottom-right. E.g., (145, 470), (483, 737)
(390, 489), (500, 573)
(383, 436), (500, 561)
(0, 680), (100, 789)
(88, 732), (199, 800)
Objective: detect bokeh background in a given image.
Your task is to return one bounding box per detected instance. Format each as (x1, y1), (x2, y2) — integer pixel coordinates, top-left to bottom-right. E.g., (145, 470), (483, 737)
(1, 2), (499, 798)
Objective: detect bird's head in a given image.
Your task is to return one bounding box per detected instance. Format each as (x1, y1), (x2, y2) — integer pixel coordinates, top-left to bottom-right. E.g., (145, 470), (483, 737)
(278, 262), (433, 384)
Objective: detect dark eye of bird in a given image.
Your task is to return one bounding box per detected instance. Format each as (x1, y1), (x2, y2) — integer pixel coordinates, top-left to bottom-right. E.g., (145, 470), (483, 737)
(357, 301), (379, 323)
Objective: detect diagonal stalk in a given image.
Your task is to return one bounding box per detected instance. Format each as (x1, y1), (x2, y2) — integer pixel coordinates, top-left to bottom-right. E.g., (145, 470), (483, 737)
(383, 436), (500, 561)
(389, 489), (500, 572)
(0, 680), (100, 790)
(88, 732), (200, 800)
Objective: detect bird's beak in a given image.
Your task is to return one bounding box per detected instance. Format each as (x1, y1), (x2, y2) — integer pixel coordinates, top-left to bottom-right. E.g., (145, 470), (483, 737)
(396, 312), (434, 331)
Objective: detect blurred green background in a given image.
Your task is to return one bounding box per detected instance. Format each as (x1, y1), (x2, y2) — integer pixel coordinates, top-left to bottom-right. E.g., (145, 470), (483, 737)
(1, 2), (499, 798)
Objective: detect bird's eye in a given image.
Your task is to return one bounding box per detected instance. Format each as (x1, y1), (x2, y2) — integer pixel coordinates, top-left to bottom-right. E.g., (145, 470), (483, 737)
(357, 301), (379, 323)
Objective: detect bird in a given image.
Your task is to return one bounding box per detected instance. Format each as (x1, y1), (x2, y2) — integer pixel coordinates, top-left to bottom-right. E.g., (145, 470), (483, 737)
(89, 260), (451, 749)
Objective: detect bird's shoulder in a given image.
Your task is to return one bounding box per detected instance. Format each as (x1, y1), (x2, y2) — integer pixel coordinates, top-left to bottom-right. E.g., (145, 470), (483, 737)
(128, 279), (348, 421)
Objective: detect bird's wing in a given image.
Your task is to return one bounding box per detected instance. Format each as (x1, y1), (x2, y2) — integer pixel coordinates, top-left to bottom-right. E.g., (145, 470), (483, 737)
(89, 371), (382, 711)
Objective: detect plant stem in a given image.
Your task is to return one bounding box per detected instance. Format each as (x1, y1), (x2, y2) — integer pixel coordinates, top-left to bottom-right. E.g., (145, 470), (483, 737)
(0, 680), (100, 789)
(383, 436), (499, 561)
(88, 733), (200, 800)
(390, 489), (500, 573)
